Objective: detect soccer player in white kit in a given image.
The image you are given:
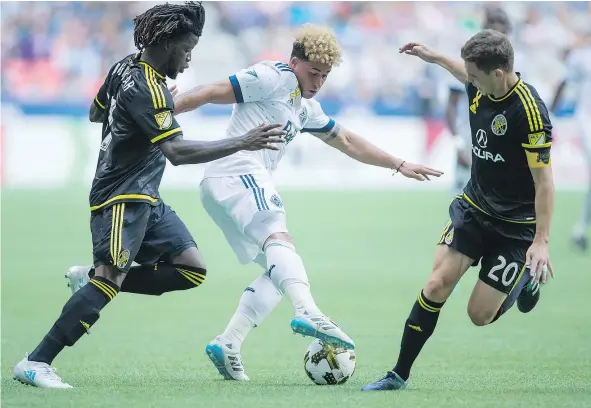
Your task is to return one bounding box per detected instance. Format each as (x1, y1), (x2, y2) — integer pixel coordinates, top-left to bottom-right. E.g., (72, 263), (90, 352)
(551, 28), (591, 251)
(446, 7), (512, 195)
(173, 24), (443, 381)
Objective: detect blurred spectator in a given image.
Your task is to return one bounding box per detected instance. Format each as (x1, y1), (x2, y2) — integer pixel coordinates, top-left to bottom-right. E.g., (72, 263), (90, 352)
(0, 1), (584, 116)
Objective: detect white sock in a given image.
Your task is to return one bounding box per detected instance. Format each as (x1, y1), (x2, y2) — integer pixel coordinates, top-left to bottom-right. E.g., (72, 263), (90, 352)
(221, 273), (282, 345)
(264, 240), (322, 317)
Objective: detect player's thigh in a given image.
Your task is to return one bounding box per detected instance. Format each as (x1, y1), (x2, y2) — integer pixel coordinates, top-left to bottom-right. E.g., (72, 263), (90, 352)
(135, 202), (202, 268)
(468, 239), (529, 324)
(90, 202), (150, 273)
(200, 177), (261, 264)
(240, 174), (288, 249)
(201, 175), (288, 259)
(425, 198), (481, 302)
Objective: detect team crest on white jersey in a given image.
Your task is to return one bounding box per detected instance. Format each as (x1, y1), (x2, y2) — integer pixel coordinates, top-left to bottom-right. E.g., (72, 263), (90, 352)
(491, 114), (507, 136)
(270, 194), (283, 208)
(299, 107), (308, 124)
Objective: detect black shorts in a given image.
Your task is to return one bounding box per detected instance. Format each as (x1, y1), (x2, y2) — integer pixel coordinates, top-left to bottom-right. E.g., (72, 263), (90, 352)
(438, 197), (534, 294)
(90, 201), (196, 271)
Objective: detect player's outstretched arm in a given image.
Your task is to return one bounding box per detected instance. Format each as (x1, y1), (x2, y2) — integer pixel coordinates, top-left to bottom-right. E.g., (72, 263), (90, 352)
(310, 123), (443, 182)
(399, 42), (468, 85)
(159, 123), (285, 166)
(173, 80), (236, 115)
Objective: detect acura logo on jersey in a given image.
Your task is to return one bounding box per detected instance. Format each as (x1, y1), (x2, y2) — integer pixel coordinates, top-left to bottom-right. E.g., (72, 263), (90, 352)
(476, 129), (487, 148)
(473, 128), (505, 163)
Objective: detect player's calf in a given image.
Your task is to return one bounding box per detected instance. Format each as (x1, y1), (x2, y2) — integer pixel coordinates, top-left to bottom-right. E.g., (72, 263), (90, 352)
(262, 233), (355, 349)
(17, 265), (122, 388)
(391, 246), (471, 382)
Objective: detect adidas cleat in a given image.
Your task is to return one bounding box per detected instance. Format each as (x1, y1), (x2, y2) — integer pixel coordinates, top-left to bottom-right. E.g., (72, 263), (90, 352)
(362, 371), (408, 391)
(517, 278), (540, 313)
(65, 265), (91, 295)
(205, 336), (249, 381)
(290, 313), (355, 350)
(13, 355), (72, 389)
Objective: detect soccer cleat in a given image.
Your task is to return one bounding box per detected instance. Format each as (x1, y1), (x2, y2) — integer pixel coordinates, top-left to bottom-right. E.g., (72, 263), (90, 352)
(572, 234), (588, 252)
(361, 371), (408, 391)
(205, 336), (249, 381)
(290, 313), (355, 350)
(65, 265), (91, 295)
(13, 355), (72, 389)
(517, 278), (540, 313)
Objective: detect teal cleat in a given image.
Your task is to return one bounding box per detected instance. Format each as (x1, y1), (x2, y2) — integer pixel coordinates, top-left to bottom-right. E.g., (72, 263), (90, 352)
(290, 313), (355, 350)
(361, 371), (408, 391)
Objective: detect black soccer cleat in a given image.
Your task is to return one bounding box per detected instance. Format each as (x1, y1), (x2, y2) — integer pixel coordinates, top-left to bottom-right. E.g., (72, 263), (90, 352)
(517, 279), (540, 313)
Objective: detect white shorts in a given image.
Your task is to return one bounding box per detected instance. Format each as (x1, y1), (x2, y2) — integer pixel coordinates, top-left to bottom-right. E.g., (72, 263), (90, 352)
(200, 174), (288, 264)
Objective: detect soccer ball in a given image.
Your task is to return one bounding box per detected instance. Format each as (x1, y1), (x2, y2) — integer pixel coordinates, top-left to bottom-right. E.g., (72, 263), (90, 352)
(303, 339), (356, 385)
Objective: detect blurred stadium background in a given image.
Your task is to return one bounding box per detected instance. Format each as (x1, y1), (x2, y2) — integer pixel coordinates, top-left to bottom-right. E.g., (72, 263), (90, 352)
(1, 2), (590, 408)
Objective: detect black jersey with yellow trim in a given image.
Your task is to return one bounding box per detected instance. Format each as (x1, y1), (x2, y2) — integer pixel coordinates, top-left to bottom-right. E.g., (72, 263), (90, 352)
(89, 57), (183, 212)
(94, 54), (137, 140)
(463, 74), (552, 224)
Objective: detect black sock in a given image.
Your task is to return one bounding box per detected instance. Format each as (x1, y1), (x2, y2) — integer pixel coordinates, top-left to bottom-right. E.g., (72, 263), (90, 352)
(120, 263), (206, 296)
(393, 290), (445, 381)
(28, 276), (119, 365)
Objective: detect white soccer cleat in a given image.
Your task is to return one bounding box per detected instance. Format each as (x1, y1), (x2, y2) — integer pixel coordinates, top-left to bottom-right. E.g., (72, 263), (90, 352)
(290, 312), (355, 350)
(205, 336), (249, 381)
(13, 355), (73, 389)
(65, 265), (91, 295)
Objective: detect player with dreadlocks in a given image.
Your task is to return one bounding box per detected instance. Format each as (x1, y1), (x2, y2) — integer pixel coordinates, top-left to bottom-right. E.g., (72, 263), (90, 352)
(13, 2), (284, 389)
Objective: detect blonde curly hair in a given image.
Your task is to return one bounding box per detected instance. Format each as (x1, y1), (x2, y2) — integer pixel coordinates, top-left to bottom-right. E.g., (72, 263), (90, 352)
(292, 24), (342, 67)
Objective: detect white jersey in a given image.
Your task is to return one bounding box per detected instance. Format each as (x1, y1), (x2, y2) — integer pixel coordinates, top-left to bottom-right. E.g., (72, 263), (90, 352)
(565, 45), (591, 120)
(204, 61), (334, 178)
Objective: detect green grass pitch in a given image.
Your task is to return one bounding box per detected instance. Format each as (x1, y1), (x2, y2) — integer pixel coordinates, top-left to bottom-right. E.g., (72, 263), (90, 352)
(1, 189), (590, 408)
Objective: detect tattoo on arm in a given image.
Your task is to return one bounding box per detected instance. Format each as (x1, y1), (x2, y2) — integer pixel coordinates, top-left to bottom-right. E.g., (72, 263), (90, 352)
(311, 123), (342, 142)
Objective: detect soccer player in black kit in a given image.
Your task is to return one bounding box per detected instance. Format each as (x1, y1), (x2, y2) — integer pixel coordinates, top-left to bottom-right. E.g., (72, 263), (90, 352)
(363, 29), (556, 391)
(13, 2), (285, 389)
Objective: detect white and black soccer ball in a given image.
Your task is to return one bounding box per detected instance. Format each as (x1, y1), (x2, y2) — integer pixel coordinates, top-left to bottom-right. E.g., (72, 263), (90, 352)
(303, 339), (356, 385)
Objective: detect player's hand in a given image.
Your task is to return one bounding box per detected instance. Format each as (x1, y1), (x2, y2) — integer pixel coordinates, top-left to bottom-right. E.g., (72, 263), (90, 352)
(525, 241), (554, 284)
(395, 161), (444, 181)
(169, 85), (179, 99)
(239, 123), (286, 151)
(399, 43), (439, 63)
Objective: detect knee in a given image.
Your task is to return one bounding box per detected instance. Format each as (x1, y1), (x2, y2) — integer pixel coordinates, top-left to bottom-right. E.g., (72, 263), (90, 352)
(94, 265), (125, 287)
(466, 304), (496, 327)
(172, 246), (206, 270)
(265, 232), (293, 248)
(424, 274), (455, 302)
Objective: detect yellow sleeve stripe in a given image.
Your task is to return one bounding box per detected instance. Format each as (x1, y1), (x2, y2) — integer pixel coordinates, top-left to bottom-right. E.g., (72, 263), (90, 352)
(94, 97), (105, 110)
(151, 127), (182, 144)
(519, 83), (544, 132)
(144, 65), (166, 109)
(150, 68), (166, 109)
(521, 142), (552, 150)
(515, 83), (543, 132)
